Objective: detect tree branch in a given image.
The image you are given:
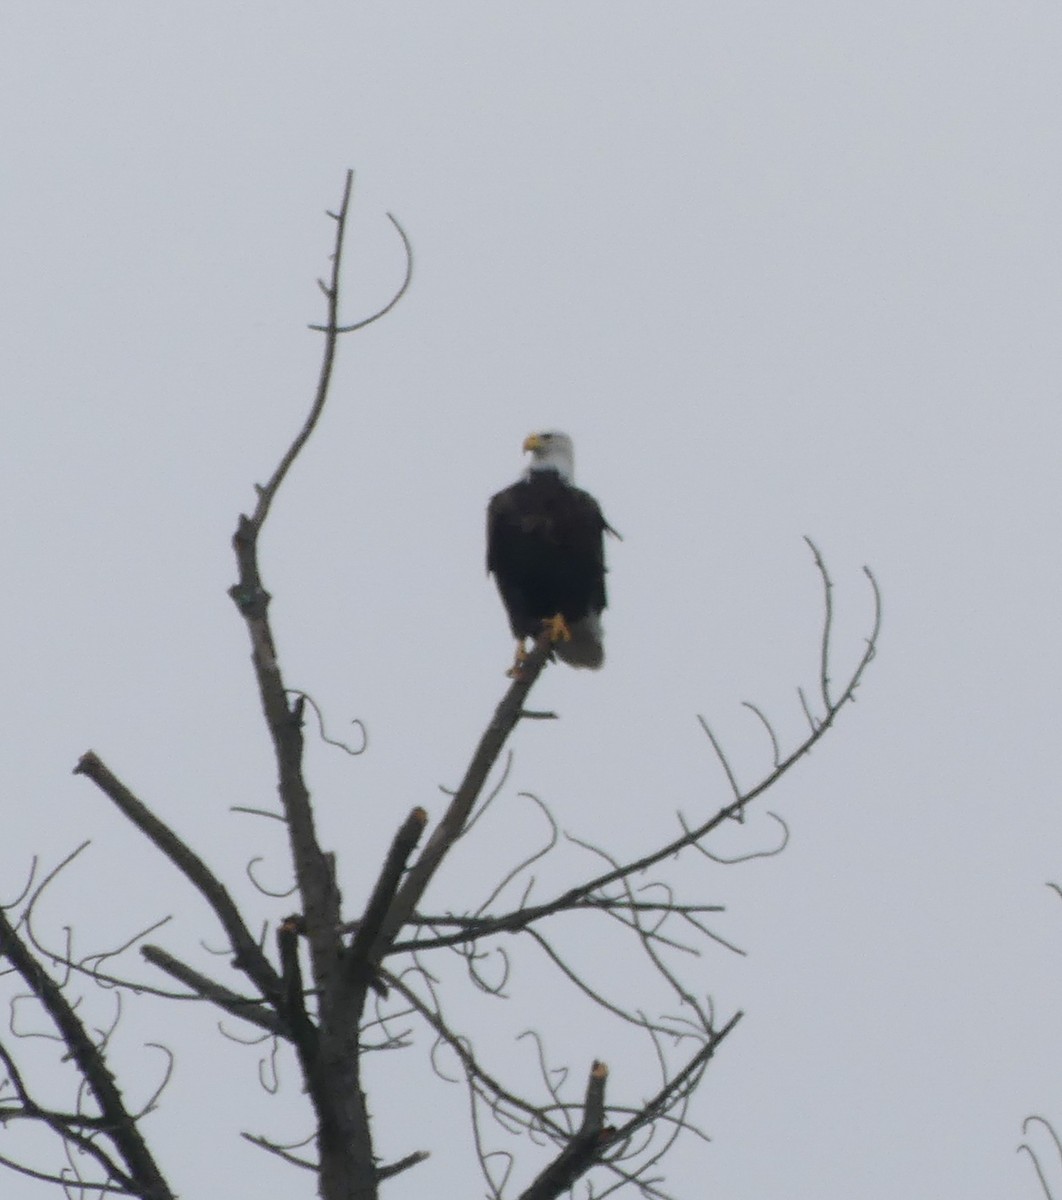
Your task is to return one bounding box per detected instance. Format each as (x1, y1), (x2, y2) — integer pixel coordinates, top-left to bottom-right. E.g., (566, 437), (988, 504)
(222, 168), (411, 1200)
(377, 1150), (430, 1182)
(346, 807), (427, 986)
(376, 632), (554, 952)
(380, 967), (568, 1140)
(517, 1062), (613, 1200)
(0, 907), (175, 1200)
(253, 169), (352, 528)
(241, 1131), (318, 1172)
(139, 944), (285, 1037)
(226, 176), (373, 986)
(74, 751), (281, 1007)
(392, 554), (882, 958)
(276, 915), (319, 1053)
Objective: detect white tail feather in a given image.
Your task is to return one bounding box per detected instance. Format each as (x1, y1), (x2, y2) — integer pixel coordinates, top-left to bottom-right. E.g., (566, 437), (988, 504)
(554, 614), (604, 669)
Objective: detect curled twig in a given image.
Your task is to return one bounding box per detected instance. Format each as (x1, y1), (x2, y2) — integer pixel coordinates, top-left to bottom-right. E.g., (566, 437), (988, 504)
(474, 792), (559, 916)
(286, 688), (368, 756)
(133, 1043), (175, 1118)
(740, 701), (781, 768)
(1020, 1116), (1062, 1200)
(318, 211), (413, 336)
(80, 914), (174, 985)
(677, 810), (790, 866)
(246, 857), (297, 900)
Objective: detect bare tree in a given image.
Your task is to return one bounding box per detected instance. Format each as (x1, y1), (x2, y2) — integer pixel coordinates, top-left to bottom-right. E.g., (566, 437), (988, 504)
(0, 171), (881, 1200)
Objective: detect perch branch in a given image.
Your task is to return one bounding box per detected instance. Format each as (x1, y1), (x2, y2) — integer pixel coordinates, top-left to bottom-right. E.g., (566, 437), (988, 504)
(375, 632), (554, 951)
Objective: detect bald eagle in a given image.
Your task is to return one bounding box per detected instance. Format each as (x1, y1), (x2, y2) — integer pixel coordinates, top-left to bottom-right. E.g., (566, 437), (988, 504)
(487, 431), (614, 675)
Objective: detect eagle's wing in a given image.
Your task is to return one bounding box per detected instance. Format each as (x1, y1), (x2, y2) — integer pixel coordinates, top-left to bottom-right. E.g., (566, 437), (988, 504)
(566, 486), (609, 612)
(486, 486), (518, 576)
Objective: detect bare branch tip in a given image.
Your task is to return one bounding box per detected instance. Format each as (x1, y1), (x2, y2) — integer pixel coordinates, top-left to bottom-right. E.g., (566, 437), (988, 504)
(72, 751), (98, 777)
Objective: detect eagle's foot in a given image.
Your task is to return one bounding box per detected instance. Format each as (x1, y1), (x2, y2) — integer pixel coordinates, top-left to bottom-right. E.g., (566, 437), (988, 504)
(505, 641), (529, 679)
(542, 613), (572, 643)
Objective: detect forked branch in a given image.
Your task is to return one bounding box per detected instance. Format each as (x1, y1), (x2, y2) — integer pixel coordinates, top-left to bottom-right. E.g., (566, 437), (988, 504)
(347, 807), (428, 986)
(517, 1061), (613, 1200)
(226, 170), (411, 997)
(258, 175), (413, 530)
(392, 547), (882, 958)
(0, 906), (174, 1200)
(221, 170), (413, 1200)
(139, 944), (285, 1037)
(74, 752), (280, 1006)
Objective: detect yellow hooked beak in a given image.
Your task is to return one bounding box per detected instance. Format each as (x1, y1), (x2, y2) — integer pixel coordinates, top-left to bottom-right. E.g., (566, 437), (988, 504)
(523, 433), (545, 454)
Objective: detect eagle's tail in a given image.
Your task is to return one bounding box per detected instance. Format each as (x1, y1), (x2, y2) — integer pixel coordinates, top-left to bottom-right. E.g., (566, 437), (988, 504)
(554, 613), (604, 670)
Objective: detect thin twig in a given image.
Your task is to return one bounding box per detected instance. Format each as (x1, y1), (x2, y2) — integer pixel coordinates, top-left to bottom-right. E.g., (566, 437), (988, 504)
(804, 536), (834, 710)
(311, 212), (414, 335)
(382, 967), (568, 1140)
(139, 945), (285, 1037)
(607, 1010), (742, 1147)
(241, 1131), (318, 1172)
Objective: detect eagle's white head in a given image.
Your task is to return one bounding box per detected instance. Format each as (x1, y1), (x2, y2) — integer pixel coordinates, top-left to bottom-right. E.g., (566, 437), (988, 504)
(522, 430), (575, 483)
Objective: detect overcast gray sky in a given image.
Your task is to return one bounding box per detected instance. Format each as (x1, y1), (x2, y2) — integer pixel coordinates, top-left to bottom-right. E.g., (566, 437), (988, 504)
(3, 4), (1062, 1198)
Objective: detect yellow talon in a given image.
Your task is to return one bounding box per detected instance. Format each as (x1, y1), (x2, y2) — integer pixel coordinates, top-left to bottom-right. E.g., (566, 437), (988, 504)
(506, 640), (529, 678)
(543, 613), (572, 643)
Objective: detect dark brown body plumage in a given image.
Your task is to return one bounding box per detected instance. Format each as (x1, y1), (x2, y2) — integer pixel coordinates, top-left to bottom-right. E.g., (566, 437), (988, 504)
(487, 468), (608, 668)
